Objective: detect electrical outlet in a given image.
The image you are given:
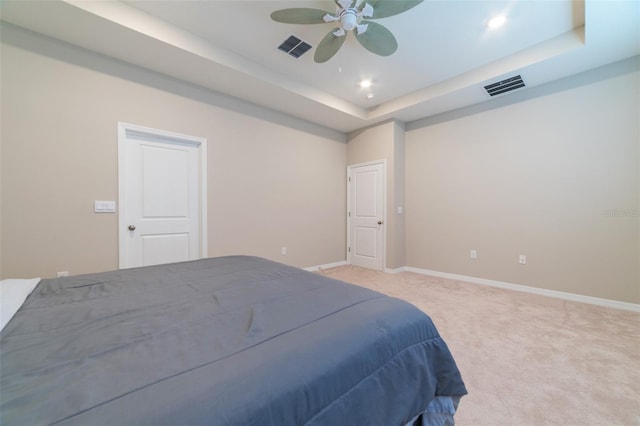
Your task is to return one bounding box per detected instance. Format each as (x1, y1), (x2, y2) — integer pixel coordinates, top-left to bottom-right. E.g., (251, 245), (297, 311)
(281, 247), (287, 256)
(519, 255), (527, 265)
(470, 250), (477, 259)
(57, 271), (69, 277)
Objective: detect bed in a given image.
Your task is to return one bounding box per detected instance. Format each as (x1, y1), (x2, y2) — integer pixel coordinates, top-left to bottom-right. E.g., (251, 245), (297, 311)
(1, 255), (466, 425)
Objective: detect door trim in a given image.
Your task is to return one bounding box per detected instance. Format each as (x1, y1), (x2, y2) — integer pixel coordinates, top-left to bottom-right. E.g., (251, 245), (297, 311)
(117, 122), (207, 268)
(346, 159), (387, 271)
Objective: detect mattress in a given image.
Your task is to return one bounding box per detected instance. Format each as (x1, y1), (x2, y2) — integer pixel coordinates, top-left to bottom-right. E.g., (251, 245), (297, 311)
(0, 255), (466, 425)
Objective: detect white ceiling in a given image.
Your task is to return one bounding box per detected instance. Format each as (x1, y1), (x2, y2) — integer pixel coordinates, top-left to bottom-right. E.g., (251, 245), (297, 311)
(1, 0), (638, 132)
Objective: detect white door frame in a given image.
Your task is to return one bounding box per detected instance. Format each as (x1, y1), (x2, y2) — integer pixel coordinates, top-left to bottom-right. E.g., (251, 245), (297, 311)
(347, 160), (387, 270)
(117, 122), (207, 268)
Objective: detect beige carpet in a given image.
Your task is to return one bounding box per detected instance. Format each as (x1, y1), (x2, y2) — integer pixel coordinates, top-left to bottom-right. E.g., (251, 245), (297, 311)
(317, 266), (640, 426)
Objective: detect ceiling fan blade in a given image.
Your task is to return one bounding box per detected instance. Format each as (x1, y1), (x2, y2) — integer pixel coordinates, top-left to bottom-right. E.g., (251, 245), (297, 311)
(271, 8), (332, 24)
(354, 21), (397, 56)
(314, 28), (347, 63)
(367, 0), (423, 19)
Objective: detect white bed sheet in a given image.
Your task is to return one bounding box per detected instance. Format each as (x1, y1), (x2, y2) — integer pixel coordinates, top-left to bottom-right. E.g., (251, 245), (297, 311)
(0, 278), (41, 332)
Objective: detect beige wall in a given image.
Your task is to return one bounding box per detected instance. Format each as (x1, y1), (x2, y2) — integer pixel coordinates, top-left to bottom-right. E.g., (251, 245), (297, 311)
(0, 24), (347, 279)
(347, 120), (406, 269)
(2, 24), (637, 305)
(405, 59), (640, 304)
(393, 122), (406, 269)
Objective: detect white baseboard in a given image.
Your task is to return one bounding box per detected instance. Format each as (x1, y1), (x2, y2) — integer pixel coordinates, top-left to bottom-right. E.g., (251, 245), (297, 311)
(384, 267), (407, 274)
(304, 260), (348, 272)
(304, 261), (639, 312)
(405, 267), (640, 313)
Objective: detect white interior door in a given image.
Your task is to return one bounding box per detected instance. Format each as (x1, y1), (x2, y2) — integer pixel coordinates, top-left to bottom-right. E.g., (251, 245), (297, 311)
(348, 161), (385, 270)
(118, 123), (207, 269)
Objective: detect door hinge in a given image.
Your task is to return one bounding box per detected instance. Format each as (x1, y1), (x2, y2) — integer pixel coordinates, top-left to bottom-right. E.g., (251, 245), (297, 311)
(348, 177), (351, 183)
(348, 247), (351, 253)
(348, 211), (351, 217)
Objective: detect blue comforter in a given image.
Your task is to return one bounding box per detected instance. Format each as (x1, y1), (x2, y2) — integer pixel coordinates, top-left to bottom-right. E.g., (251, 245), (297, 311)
(1, 256), (466, 425)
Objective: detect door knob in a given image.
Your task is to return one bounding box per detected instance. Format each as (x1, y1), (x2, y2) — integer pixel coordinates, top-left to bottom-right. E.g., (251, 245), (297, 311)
(377, 220), (383, 225)
(128, 225), (136, 231)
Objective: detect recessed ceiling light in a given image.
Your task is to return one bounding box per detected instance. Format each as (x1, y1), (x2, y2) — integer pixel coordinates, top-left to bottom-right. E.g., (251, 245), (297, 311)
(360, 79), (372, 89)
(366, 93), (375, 99)
(487, 15), (506, 29)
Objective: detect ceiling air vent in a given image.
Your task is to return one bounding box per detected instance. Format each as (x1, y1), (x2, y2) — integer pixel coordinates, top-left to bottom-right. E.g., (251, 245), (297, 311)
(484, 75), (525, 97)
(278, 35), (312, 58)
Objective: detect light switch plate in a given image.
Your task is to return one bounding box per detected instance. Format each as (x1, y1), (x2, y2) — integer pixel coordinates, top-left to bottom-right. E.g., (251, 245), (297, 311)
(95, 200), (116, 213)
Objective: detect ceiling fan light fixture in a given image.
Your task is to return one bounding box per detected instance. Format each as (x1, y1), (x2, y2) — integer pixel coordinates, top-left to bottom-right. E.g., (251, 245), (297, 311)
(341, 9), (358, 31)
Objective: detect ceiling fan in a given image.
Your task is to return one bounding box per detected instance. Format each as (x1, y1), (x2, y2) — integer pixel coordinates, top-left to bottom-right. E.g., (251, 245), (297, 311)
(271, 0), (423, 63)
